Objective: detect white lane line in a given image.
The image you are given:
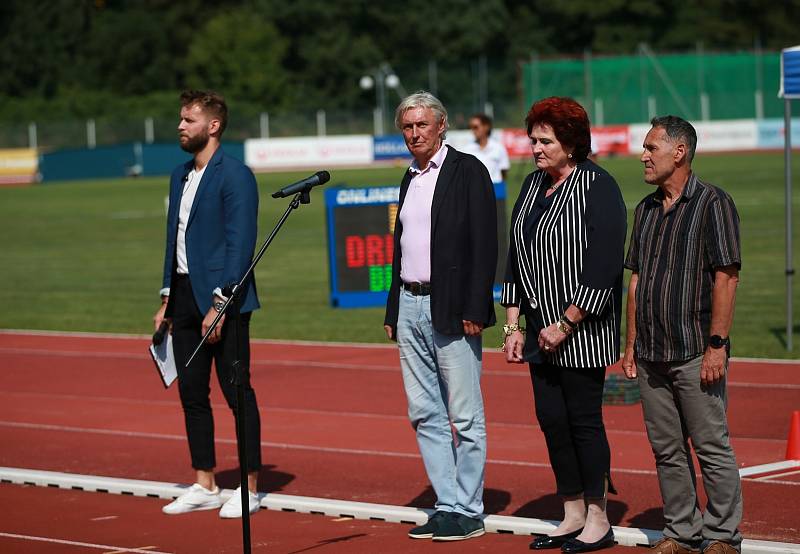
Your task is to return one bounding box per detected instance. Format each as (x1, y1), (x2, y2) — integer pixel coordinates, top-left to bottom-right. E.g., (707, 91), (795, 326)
(2, 346), (798, 388)
(2, 418), (797, 484)
(739, 460), (800, 477)
(0, 390), (787, 445)
(0, 419), (658, 476)
(0, 328), (398, 349)
(0, 532), (172, 553)
(2, 328), (799, 363)
(753, 469), (800, 481)
(2, 467), (798, 554)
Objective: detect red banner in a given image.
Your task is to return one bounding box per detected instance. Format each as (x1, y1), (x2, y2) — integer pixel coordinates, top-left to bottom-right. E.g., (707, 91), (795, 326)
(500, 129), (532, 160)
(590, 126), (630, 156)
(501, 126), (631, 160)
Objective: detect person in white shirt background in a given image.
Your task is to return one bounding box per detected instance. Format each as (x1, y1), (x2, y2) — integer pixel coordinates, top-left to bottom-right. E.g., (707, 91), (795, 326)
(462, 113), (510, 184)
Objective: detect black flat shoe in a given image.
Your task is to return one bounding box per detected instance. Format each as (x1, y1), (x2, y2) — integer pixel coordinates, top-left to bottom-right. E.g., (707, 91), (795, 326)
(561, 527), (615, 553)
(530, 528), (583, 550)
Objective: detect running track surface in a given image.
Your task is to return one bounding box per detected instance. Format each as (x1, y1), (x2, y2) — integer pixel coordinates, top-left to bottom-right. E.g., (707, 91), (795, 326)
(0, 331), (798, 552)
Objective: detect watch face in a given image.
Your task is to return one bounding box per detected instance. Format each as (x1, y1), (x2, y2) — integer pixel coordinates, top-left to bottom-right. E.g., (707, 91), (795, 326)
(710, 335), (727, 348)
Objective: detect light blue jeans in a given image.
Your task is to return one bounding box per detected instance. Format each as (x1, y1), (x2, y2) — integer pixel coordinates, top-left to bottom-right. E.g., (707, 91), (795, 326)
(396, 289), (487, 518)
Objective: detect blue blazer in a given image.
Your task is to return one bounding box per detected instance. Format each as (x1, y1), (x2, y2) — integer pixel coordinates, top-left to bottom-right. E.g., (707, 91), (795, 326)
(162, 147), (260, 314)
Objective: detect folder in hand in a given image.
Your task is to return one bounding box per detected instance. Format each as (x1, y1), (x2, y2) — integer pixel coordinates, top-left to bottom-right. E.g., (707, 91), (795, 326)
(148, 325), (178, 388)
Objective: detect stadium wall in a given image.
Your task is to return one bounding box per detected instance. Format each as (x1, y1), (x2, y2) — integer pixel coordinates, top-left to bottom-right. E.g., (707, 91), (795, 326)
(9, 118), (799, 182)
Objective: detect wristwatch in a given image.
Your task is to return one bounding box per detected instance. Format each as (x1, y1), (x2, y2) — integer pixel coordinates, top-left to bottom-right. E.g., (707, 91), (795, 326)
(709, 335), (730, 349)
(213, 300), (225, 313)
(556, 316), (576, 336)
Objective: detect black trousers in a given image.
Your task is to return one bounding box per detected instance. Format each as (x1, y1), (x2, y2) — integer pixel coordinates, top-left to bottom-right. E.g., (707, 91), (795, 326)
(530, 362), (614, 498)
(170, 274), (262, 472)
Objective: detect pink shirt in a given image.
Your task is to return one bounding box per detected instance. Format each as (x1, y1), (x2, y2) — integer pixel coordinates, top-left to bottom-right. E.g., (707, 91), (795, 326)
(399, 144), (448, 284)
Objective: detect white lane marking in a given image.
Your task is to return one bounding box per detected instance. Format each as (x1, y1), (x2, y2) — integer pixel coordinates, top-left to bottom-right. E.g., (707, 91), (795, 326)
(2, 418), (797, 484)
(0, 329), (396, 349)
(0, 419), (653, 476)
(1, 347), (798, 388)
(739, 460), (800, 477)
(0, 532), (172, 553)
(0, 389), (787, 445)
(753, 469), (800, 481)
(2, 466), (799, 553)
(2, 328), (799, 364)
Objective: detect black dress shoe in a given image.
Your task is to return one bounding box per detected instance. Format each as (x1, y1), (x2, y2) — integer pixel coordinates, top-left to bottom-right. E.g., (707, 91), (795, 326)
(530, 528), (583, 550)
(561, 527), (615, 553)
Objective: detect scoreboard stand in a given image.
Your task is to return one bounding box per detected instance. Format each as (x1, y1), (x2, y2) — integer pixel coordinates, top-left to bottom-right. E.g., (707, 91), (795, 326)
(325, 184), (507, 308)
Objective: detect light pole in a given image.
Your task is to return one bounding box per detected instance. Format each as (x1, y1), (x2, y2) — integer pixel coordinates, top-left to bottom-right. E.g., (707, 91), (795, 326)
(360, 63), (405, 136)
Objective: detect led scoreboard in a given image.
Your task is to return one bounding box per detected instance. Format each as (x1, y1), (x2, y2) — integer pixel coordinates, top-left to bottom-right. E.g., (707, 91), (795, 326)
(325, 184), (507, 308)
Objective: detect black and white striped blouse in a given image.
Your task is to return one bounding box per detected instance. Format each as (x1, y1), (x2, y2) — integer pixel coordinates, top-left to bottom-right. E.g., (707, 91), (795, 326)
(501, 159), (627, 368)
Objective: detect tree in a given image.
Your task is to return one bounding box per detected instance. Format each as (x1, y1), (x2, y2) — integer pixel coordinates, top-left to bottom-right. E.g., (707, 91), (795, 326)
(184, 9), (289, 108)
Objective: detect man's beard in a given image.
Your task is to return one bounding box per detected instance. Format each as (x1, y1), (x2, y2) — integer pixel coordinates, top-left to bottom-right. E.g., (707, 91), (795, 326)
(180, 131), (209, 154)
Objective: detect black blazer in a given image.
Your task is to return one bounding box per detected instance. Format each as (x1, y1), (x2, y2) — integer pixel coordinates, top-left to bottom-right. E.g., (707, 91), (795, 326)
(384, 146), (498, 336)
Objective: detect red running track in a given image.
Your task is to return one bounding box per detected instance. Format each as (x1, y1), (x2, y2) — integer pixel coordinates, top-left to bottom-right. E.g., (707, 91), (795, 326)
(0, 331), (798, 550)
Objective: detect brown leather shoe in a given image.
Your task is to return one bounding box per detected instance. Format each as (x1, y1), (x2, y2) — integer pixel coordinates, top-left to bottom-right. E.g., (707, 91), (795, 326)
(702, 542), (738, 554)
(649, 538), (699, 554)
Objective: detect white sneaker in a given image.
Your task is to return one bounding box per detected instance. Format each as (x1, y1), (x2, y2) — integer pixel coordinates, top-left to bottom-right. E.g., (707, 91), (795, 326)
(219, 486), (260, 518)
(162, 483), (222, 515)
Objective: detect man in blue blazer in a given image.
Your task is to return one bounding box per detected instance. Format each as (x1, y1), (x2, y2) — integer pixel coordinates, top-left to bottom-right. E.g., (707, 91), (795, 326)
(153, 90), (261, 519)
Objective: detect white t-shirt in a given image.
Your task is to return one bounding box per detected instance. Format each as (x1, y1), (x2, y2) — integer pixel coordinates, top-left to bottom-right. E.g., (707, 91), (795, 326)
(461, 137), (510, 183)
(176, 164), (208, 275)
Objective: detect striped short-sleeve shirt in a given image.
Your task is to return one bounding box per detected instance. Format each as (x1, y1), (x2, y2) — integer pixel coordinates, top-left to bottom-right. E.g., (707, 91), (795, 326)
(624, 173), (741, 362)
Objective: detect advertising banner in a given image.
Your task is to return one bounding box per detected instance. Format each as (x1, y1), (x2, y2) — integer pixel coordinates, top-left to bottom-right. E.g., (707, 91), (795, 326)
(694, 120), (758, 152)
(591, 126), (630, 156)
(373, 135), (410, 160)
(443, 129), (476, 152)
(630, 120), (758, 154)
(0, 148), (38, 184)
(500, 128), (533, 159)
(756, 118), (800, 149)
(245, 135), (373, 171)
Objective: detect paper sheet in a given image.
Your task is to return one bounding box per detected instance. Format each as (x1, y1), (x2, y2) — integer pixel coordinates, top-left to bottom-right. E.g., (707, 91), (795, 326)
(148, 333), (178, 388)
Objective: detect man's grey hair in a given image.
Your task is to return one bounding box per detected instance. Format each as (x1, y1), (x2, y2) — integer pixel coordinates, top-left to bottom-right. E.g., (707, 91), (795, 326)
(394, 90), (449, 139)
(650, 115), (697, 163)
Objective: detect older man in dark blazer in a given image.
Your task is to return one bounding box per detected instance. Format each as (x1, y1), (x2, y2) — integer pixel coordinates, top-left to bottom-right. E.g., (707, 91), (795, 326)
(384, 91), (497, 542)
(153, 90), (261, 519)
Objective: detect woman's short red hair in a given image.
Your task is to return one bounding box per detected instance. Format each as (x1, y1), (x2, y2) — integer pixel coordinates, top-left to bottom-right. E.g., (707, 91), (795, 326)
(525, 97), (591, 161)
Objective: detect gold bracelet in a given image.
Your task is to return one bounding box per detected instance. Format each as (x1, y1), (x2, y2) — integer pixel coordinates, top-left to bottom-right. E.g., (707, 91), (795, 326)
(501, 323), (525, 349)
(502, 323), (525, 336)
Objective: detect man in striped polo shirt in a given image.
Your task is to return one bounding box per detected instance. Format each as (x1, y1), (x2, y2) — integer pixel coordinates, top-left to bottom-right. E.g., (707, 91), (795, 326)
(622, 116), (743, 554)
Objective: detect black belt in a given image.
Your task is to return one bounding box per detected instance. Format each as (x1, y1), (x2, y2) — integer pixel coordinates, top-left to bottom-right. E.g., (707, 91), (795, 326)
(174, 273), (189, 282)
(403, 282), (431, 296)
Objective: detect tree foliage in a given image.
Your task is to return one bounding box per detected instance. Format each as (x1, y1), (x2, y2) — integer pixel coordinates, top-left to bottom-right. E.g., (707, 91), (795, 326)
(185, 9), (289, 108)
(0, 0), (798, 123)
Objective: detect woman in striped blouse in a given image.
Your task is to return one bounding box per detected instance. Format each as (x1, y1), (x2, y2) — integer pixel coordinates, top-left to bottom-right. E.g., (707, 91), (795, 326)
(501, 97), (627, 553)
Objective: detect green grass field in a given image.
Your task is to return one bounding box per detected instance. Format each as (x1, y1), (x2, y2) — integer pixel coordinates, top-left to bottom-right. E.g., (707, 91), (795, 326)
(1, 152), (798, 359)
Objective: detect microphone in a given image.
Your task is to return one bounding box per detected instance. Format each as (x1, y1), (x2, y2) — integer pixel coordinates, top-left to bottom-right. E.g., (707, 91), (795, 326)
(152, 320), (169, 346)
(272, 171), (330, 198)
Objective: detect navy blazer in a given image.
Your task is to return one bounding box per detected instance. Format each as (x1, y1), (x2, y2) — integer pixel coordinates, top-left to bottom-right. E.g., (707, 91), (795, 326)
(162, 147), (260, 314)
(384, 145), (498, 336)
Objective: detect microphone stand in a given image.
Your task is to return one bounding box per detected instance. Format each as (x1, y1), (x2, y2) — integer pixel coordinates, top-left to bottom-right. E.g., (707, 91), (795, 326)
(186, 187), (314, 554)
